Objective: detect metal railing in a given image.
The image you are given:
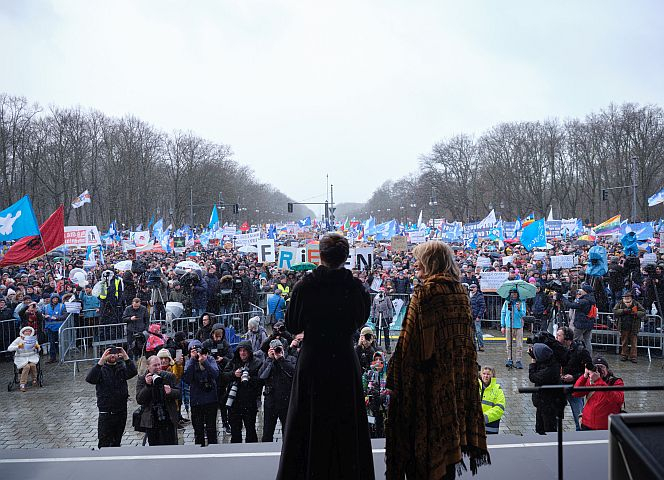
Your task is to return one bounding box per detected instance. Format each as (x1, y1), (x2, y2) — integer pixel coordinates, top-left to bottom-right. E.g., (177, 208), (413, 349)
(592, 312), (664, 360)
(0, 318), (21, 355)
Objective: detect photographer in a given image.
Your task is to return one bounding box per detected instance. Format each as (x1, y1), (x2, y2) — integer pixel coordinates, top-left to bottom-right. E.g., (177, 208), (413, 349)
(85, 346), (137, 448)
(136, 355), (181, 445)
(222, 340), (264, 443)
(260, 321), (292, 357)
(573, 357), (624, 430)
(612, 290), (646, 363)
(183, 340), (220, 446)
(355, 326), (377, 371)
(558, 283), (596, 357)
(204, 265), (220, 315)
(528, 283), (552, 333)
(218, 274), (235, 315)
(202, 323), (234, 435)
(528, 343), (565, 434)
(259, 339), (296, 442)
(371, 288), (395, 354)
(288, 332), (304, 359)
(556, 326), (592, 431)
(122, 298), (149, 359)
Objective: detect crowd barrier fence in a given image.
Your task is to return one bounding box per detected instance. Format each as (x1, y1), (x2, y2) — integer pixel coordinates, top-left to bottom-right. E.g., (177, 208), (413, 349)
(591, 312), (663, 361)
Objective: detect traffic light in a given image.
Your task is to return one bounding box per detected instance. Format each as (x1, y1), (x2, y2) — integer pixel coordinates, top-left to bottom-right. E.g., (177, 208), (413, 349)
(602, 189), (608, 201)
(233, 204), (239, 214)
(287, 203), (294, 213)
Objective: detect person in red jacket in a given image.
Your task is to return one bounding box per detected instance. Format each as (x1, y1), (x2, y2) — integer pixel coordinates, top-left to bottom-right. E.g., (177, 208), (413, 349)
(573, 356), (624, 430)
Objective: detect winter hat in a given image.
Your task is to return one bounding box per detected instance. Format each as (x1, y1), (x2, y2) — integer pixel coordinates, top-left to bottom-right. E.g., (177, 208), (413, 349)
(7, 288), (16, 296)
(188, 339), (203, 352)
(157, 348), (174, 366)
(528, 277), (537, 284)
(360, 326), (374, 337)
(269, 339), (282, 350)
(594, 356), (609, 368)
(20, 326), (35, 337)
(579, 283), (593, 294)
(247, 316), (261, 331)
(211, 323), (225, 335)
(533, 343), (553, 362)
(148, 323), (162, 334)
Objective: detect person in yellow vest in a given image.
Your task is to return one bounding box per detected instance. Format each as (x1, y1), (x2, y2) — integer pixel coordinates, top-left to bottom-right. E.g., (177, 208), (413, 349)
(479, 365), (506, 434)
(276, 276), (290, 300)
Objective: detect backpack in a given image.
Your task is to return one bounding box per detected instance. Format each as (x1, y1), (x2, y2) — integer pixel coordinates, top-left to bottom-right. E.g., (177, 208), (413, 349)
(588, 304), (598, 319)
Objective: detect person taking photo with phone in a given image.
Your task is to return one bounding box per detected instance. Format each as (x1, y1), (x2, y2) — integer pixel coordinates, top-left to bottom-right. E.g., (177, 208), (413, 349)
(85, 346), (137, 448)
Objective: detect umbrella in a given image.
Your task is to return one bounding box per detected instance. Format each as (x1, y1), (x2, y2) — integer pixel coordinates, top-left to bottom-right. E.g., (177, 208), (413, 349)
(238, 245), (258, 253)
(290, 262), (317, 271)
(175, 260), (203, 271)
(496, 279), (537, 300)
(114, 260), (133, 271)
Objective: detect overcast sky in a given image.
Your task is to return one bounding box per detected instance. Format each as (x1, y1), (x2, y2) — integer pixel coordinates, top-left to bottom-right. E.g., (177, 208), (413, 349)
(2, 0), (663, 210)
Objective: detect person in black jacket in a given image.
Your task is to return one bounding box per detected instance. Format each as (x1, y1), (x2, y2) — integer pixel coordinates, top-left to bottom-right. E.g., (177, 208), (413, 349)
(85, 346), (138, 448)
(259, 339), (296, 442)
(556, 326), (592, 430)
(260, 321), (293, 356)
(202, 323), (233, 435)
(222, 340), (264, 443)
(528, 343), (565, 434)
(469, 284), (486, 351)
(528, 284), (552, 333)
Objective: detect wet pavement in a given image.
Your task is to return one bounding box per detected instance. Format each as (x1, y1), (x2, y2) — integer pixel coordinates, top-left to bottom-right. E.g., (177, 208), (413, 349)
(1, 329), (663, 449)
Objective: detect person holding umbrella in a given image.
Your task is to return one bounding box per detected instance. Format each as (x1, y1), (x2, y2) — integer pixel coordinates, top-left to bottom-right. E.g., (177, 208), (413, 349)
(498, 281), (535, 369)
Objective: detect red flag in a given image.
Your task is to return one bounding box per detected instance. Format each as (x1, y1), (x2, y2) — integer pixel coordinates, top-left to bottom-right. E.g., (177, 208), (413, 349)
(0, 205), (65, 267)
(240, 221), (250, 233)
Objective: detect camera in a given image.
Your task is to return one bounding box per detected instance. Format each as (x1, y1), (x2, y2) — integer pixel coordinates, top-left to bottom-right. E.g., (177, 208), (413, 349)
(131, 260), (147, 275)
(146, 269), (163, 288)
(585, 362), (597, 372)
(274, 346), (283, 355)
(226, 383), (239, 407)
(364, 333), (373, 341)
(152, 373), (164, 387)
(109, 346), (119, 355)
(241, 367), (250, 383)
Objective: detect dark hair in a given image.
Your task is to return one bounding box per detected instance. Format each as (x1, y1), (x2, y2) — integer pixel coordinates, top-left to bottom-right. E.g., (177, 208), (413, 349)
(319, 233), (349, 268)
(559, 326), (574, 341)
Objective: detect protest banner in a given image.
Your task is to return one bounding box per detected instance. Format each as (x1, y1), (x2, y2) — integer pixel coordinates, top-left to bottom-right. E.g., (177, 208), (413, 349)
(173, 236), (185, 254)
(502, 255), (513, 266)
(479, 272), (510, 292)
(476, 256), (492, 268)
(550, 255), (575, 270)
(408, 230), (426, 244)
(391, 236), (408, 252)
(533, 251), (547, 261)
(277, 247), (298, 269)
(370, 277), (382, 292)
(130, 230), (150, 247)
(642, 253), (657, 265)
(257, 239), (275, 263)
(306, 243), (320, 265)
(64, 226), (102, 247)
(234, 231), (261, 247)
(355, 247), (373, 271)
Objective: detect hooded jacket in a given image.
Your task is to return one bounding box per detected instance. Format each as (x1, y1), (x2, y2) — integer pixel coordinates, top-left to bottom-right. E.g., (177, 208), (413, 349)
(183, 339), (219, 406)
(563, 292), (596, 330)
(202, 323), (233, 380)
(191, 271), (208, 310)
(43, 293), (66, 331)
(258, 348), (296, 410)
(7, 326), (40, 369)
(528, 343), (565, 413)
(222, 340), (264, 411)
(470, 290), (486, 319)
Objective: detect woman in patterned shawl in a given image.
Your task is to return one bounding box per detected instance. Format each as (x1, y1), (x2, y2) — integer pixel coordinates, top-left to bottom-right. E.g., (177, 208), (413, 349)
(386, 241), (490, 479)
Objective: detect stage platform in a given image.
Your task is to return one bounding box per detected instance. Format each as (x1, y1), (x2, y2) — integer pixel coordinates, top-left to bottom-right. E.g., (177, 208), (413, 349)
(0, 431), (609, 479)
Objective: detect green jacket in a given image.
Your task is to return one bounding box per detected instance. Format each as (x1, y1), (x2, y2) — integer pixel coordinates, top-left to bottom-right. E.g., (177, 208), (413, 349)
(479, 378), (505, 433)
(613, 300), (646, 335)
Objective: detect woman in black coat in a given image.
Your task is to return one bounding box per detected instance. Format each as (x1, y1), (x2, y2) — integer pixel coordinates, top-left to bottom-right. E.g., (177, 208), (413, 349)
(277, 233), (374, 480)
(528, 343), (565, 434)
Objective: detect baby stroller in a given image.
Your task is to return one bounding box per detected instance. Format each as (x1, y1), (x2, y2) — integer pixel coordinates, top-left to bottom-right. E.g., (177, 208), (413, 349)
(7, 326), (44, 392)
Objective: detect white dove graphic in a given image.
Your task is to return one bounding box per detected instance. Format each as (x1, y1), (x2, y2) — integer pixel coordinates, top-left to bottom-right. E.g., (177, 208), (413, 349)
(0, 210), (22, 236)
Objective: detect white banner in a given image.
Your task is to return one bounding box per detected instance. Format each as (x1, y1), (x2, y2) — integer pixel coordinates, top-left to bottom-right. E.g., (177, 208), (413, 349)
(479, 272), (510, 292)
(408, 230), (427, 244)
(502, 255), (513, 266)
(234, 231), (261, 247)
(476, 256), (492, 268)
(550, 255), (575, 270)
(64, 226), (102, 247)
(642, 253), (657, 265)
(130, 230), (150, 247)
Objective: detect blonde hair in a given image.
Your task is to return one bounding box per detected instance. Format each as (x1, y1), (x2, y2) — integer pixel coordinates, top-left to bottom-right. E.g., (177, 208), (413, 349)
(481, 365), (496, 377)
(412, 241), (460, 280)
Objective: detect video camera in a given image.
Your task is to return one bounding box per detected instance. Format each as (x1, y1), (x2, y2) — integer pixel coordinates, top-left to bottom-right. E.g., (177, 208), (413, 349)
(179, 271), (200, 292)
(146, 268), (164, 288)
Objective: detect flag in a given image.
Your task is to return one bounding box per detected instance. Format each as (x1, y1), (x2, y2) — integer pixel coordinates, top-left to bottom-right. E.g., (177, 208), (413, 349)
(478, 209), (497, 227)
(209, 204), (219, 230)
(240, 221), (250, 233)
(512, 217), (523, 238)
(147, 213), (155, 230)
(464, 233), (478, 250)
(417, 210), (424, 229)
(374, 220), (397, 241)
(595, 215), (621, 236)
(522, 212), (535, 227)
(520, 218), (546, 251)
(0, 205), (65, 267)
(363, 217), (376, 236)
(488, 220), (504, 242)
(648, 187), (664, 207)
(0, 195), (40, 242)
(152, 218), (164, 238)
(297, 216), (311, 227)
(547, 206), (554, 221)
(71, 190), (91, 209)
(267, 224), (277, 239)
(342, 217), (350, 232)
(620, 221), (655, 241)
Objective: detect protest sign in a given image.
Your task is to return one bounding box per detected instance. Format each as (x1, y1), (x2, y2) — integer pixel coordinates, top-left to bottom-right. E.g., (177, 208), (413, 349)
(502, 255), (513, 266)
(642, 253), (657, 265)
(234, 231), (261, 247)
(355, 247), (373, 270)
(479, 272), (510, 292)
(550, 255), (575, 270)
(476, 256), (492, 268)
(408, 231), (426, 244)
(306, 243), (320, 265)
(533, 251), (547, 261)
(277, 247), (297, 269)
(257, 239), (275, 263)
(130, 230), (150, 247)
(391, 236), (408, 252)
(370, 277), (383, 292)
(64, 226), (102, 247)
(173, 236), (185, 254)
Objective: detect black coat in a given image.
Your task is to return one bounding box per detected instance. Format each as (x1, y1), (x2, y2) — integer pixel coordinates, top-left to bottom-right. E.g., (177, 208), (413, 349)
(85, 360), (138, 412)
(222, 347), (264, 413)
(529, 358), (565, 427)
(135, 370), (181, 429)
(259, 355), (296, 410)
(561, 341), (592, 383)
(277, 266), (374, 480)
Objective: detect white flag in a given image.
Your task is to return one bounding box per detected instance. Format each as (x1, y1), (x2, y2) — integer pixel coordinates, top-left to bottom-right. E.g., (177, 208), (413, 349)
(547, 206), (554, 221)
(71, 190), (91, 209)
(478, 209), (496, 227)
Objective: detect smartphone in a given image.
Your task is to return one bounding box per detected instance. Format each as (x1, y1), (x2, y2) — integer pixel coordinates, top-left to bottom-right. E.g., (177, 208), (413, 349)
(176, 349), (183, 359)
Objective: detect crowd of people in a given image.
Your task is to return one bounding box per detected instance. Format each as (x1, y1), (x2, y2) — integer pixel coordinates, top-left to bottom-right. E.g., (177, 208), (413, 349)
(0, 233), (658, 474)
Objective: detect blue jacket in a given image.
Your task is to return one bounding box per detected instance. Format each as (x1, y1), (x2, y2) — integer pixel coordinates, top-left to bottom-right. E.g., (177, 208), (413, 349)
(267, 294), (286, 321)
(563, 293), (596, 330)
(500, 299), (526, 329)
(183, 353), (219, 407)
(470, 291), (486, 319)
(79, 292), (101, 318)
(192, 271), (209, 310)
(44, 295), (67, 332)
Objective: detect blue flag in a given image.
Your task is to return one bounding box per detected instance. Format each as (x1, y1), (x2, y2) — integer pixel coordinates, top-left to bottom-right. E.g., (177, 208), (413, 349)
(147, 213), (155, 230)
(374, 220), (397, 241)
(648, 186), (664, 207)
(209, 204), (219, 230)
(152, 218), (164, 237)
(520, 218), (546, 251)
(0, 195), (40, 242)
(464, 233), (478, 250)
(298, 216), (311, 227)
(363, 217), (376, 236)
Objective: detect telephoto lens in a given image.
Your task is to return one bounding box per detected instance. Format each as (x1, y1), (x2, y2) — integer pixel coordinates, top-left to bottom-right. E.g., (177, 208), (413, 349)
(226, 383), (238, 407)
(241, 368), (250, 383)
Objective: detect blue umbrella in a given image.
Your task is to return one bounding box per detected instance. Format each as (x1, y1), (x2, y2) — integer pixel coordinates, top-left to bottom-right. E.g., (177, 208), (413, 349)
(496, 279), (537, 300)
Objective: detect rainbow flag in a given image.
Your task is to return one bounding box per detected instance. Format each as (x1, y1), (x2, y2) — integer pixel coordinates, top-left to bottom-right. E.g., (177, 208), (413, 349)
(522, 212), (535, 227)
(594, 214), (621, 236)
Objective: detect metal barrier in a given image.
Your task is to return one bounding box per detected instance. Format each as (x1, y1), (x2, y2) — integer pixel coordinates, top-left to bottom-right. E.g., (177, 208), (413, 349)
(58, 314), (128, 376)
(0, 318), (21, 354)
(592, 312), (664, 360)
